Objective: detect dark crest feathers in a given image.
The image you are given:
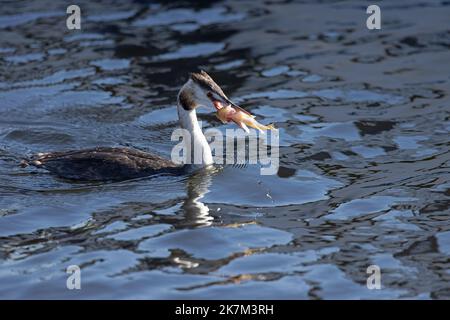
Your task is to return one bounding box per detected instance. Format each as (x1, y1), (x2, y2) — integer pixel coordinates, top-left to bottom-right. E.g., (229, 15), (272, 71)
(178, 89), (196, 111)
(190, 70), (227, 100)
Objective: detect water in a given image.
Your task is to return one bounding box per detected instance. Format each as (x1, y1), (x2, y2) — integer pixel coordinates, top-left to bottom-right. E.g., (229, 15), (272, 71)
(0, 0), (449, 299)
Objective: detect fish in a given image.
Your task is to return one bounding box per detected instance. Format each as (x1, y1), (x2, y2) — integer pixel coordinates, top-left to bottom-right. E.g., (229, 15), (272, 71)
(213, 101), (276, 133)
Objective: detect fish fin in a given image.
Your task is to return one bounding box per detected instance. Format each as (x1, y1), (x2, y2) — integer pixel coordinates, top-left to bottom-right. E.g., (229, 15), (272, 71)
(231, 119), (247, 132)
(241, 122), (250, 133)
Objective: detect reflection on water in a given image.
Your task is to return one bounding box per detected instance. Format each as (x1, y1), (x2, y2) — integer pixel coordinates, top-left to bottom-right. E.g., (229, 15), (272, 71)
(181, 168), (215, 227)
(0, 0), (450, 299)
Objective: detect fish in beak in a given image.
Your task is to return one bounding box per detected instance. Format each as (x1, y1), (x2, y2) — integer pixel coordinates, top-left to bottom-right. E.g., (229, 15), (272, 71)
(208, 92), (275, 133)
(190, 70), (276, 133)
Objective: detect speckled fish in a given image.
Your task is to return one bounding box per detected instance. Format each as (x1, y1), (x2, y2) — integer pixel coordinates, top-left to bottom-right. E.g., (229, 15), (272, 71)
(212, 100), (276, 133)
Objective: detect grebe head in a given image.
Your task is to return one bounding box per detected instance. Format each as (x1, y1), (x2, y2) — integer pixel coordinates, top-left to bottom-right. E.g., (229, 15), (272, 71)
(176, 70), (232, 167)
(178, 70), (241, 112)
(175, 71), (259, 167)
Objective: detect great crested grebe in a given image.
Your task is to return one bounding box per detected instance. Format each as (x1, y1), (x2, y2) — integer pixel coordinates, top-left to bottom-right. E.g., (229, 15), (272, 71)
(24, 71), (247, 181)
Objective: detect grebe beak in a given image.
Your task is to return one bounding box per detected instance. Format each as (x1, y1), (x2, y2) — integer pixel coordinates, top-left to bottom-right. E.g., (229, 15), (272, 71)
(207, 92), (251, 115)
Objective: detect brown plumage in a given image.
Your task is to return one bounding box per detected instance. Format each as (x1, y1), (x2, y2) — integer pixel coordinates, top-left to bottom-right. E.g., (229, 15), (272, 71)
(26, 147), (182, 181)
(178, 89), (197, 111)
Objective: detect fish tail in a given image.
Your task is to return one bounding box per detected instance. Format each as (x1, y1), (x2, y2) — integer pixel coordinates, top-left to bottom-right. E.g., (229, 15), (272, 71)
(252, 123), (265, 134)
(257, 123), (276, 131)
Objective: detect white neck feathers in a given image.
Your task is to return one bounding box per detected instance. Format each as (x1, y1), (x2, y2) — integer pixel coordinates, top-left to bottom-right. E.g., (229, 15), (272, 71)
(177, 86), (213, 166)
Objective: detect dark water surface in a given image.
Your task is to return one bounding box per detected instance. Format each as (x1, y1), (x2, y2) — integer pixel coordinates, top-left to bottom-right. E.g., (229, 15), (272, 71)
(0, 0), (449, 299)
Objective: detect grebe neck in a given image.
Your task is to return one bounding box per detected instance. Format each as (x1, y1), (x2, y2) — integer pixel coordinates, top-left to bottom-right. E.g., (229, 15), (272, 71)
(176, 102), (213, 166)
